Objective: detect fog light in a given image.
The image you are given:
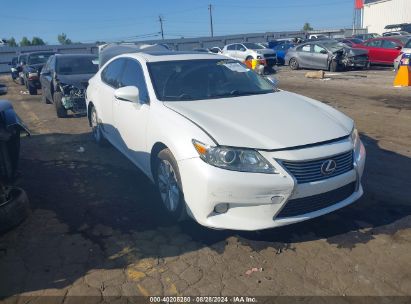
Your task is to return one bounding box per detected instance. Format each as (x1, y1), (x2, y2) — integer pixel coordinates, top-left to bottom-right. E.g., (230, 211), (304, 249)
(271, 196), (283, 204)
(214, 203), (229, 214)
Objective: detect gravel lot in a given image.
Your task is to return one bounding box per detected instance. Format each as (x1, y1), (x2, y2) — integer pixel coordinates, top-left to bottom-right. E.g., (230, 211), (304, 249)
(0, 67), (410, 301)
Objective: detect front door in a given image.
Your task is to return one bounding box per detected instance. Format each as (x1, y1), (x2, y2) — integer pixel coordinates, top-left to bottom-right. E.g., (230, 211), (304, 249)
(113, 58), (151, 174)
(311, 44), (329, 69)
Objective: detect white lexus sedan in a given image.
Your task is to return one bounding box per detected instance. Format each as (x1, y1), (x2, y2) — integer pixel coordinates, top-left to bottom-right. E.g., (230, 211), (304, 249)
(86, 51), (366, 231)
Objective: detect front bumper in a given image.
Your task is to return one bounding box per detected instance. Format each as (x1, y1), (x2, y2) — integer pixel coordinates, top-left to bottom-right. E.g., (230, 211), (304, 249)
(178, 138), (365, 231)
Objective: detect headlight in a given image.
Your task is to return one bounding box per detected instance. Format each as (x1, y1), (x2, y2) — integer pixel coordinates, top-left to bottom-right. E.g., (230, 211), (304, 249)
(192, 140), (277, 174)
(350, 128), (361, 160)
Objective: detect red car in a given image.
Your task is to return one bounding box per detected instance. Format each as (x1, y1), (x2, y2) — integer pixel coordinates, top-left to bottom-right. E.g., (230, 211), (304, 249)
(357, 36), (411, 65)
(340, 38), (364, 48)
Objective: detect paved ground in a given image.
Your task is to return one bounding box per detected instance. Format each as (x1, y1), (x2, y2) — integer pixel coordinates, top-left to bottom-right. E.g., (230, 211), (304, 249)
(0, 66), (410, 302)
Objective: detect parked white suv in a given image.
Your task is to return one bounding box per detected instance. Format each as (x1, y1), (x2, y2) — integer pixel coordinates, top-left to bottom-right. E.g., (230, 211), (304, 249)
(86, 50), (365, 231)
(222, 42), (277, 66)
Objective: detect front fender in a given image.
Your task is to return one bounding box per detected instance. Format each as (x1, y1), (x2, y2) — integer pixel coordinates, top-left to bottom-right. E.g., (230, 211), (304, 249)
(0, 100), (30, 135)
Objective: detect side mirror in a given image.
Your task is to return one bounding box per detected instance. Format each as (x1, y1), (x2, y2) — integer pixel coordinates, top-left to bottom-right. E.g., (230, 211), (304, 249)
(320, 49), (328, 54)
(395, 46), (402, 50)
(114, 86), (140, 103)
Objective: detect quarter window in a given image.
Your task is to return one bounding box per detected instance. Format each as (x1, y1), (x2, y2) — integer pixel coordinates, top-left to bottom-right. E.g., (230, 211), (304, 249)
(300, 45), (311, 52)
(101, 58), (125, 89)
(120, 59), (149, 102)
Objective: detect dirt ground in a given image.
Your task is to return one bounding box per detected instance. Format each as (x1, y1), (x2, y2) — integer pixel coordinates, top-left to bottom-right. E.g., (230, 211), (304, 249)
(0, 66), (410, 302)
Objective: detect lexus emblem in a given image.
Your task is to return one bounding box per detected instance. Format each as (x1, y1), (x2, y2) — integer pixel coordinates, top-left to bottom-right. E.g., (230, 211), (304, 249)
(321, 160), (337, 175)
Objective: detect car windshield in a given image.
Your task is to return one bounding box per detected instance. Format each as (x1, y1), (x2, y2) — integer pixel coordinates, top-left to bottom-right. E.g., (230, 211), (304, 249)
(27, 53), (53, 65)
(321, 41), (346, 52)
(243, 43), (264, 50)
(56, 56), (98, 75)
(350, 38), (363, 44)
(148, 59), (275, 101)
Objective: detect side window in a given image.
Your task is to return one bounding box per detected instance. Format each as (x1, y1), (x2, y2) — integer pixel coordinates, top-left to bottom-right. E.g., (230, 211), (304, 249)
(299, 45), (311, 52)
(237, 44), (246, 51)
(227, 45), (235, 51)
(119, 59), (149, 102)
(313, 45), (326, 53)
(101, 59), (125, 89)
(382, 40), (397, 49)
(365, 40), (382, 47)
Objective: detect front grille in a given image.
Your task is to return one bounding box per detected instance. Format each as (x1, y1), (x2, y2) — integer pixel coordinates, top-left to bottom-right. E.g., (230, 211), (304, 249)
(280, 150), (353, 184)
(276, 182), (356, 218)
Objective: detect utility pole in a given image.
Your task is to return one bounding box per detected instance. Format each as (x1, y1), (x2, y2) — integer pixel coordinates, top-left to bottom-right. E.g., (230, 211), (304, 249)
(208, 4), (214, 37)
(159, 15), (164, 40)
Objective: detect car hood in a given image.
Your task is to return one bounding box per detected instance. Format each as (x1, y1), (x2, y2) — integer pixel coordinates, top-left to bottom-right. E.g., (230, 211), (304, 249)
(345, 48), (369, 57)
(57, 74), (94, 89)
(164, 91), (353, 150)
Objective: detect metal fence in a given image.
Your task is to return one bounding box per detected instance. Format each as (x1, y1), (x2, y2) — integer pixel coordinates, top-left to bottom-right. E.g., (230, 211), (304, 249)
(0, 28), (366, 74)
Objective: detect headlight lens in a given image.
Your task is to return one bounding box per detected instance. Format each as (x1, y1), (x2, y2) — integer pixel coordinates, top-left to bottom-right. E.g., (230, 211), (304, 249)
(350, 128), (361, 160)
(192, 140), (277, 174)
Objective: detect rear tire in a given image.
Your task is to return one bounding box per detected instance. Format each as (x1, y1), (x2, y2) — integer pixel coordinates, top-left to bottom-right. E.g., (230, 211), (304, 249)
(90, 106), (107, 146)
(53, 92), (67, 118)
(155, 148), (187, 222)
(289, 57), (299, 70)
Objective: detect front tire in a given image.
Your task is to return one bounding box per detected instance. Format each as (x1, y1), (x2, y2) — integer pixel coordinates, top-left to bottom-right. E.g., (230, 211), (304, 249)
(289, 57), (299, 70)
(155, 148), (187, 221)
(53, 92), (67, 118)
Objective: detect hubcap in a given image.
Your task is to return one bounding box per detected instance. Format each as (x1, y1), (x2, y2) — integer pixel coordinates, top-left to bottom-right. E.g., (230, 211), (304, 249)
(91, 109), (100, 141)
(157, 160), (180, 212)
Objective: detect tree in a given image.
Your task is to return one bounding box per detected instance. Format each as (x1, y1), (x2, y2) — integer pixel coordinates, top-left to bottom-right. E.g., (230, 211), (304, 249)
(8, 37), (17, 47)
(302, 22), (313, 31)
(57, 33), (72, 45)
(20, 37), (32, 46)
(31, 37), (46, 45)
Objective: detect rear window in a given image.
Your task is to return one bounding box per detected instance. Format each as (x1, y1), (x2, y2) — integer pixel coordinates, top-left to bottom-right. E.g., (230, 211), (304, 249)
(28, 53), (53, 65)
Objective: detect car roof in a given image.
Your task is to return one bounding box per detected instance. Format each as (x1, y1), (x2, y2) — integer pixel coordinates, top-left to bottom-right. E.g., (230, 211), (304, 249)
(119, 51), (227, 62)
(26, 51), (55, 56)
(54, 53), (97, 58)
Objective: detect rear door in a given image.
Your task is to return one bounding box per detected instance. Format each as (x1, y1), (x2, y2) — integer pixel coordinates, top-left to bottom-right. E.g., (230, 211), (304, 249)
(98, 58), (126, 145)
(224, 44), (237, 59)
(40, 56), (53, 101)
(296, 44), (313, 68)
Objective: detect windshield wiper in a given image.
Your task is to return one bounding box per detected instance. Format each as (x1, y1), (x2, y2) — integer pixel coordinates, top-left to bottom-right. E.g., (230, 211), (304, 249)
(164, 93), (194, 101)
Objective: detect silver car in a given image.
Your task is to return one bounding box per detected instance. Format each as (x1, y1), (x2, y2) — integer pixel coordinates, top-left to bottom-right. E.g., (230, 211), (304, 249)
(222, 42), (277, 66)
(285, 40), (369, 72)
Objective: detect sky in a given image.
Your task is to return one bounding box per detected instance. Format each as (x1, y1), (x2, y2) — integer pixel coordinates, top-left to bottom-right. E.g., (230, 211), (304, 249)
(1, 0), (356, 44)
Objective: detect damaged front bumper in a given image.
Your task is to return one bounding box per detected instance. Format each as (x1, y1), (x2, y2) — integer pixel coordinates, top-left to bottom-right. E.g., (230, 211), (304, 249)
(60, 84), (87, 114)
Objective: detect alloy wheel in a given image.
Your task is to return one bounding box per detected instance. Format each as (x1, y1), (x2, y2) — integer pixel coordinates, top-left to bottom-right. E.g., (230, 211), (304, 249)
(157, 159), (180, 212)
(91, 108), (101, 142)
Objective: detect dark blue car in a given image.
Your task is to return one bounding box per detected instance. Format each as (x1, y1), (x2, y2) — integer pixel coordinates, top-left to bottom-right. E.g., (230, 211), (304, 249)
(272, 43), (295, 65)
